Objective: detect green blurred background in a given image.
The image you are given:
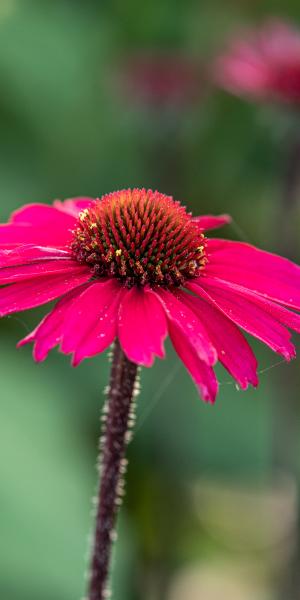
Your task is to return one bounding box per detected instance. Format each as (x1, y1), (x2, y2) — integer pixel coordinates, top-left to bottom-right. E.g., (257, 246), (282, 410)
(1, 1), (300, 599)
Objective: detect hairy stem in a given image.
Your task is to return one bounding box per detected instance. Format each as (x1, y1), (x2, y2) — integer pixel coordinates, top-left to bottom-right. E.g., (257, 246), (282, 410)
(87, 341), (138, 600)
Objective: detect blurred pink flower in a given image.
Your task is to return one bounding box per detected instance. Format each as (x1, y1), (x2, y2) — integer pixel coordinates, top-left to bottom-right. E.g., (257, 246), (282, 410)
(1, 189), (300, 403)
(122, 53), (201, 108)
(215, 20), (300, 104)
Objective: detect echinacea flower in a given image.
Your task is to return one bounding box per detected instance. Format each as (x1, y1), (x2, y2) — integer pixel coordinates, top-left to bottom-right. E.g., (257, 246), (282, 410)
(214, 20), (300, 104)
(121, 52), (201, 109)
(1, 188), (300, 403)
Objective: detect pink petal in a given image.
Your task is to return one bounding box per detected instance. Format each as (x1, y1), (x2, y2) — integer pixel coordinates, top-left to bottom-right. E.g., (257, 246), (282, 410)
(168, 321), (218, 403)
(154, 288), (217, 366)
(0, 259), (82, 284)
(118, 287), (168, 367)
(0, 245), (71, 268)
(189, 279), (296, 360)
(18, 285), (88, 361)
(61, 279), (123, 365)
(215, 56), (270, 96)
(206, 239), (300, 310)
(182, 288), (258, 389)
(193, 214), (231, 231)
(10, 202), (77, 226)
(53, 197), (94, 217)
(0, 268), (90, 316)
(0, 224), (73, 248)
(1, 202), (79, 248)
(201, 276), (300, 334)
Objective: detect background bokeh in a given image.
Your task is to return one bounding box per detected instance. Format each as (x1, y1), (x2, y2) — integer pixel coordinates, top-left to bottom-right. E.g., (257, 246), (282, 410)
(1, 1), (300, 599)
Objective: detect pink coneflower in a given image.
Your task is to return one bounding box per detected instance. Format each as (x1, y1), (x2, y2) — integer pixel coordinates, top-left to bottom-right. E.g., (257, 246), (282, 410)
(2, 188), (300, 600)
(1, 188), (300, 403)
(122, 52), (201, 109)
(215, 20), (300, 104)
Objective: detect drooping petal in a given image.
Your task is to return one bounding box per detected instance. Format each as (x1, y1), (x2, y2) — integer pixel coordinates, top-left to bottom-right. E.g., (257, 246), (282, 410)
(182, 288), (258, 389)
(54, 197), (94, 217)
(118, 287), (168, 367)
(206, 238), (300, 309)
(61, 279), (123, 365)
(201, 276), (300, 334)
(168, 321), (218, 403)
(0, 245), (71, 268)
(18, 285), (89, 361)
(0, 268), (91, 316)
(0, 259), (82, 284)
(154, 288), (217, 366)
(193, 214), (231, 231)
(189, 279), (296, 360)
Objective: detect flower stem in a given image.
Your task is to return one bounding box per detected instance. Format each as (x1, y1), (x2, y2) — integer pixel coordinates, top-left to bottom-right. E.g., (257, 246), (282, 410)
(88, 340), (138, 600)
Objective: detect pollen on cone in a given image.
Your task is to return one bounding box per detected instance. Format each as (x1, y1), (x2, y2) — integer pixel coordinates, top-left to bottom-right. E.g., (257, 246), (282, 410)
(71, 188), (207, 287)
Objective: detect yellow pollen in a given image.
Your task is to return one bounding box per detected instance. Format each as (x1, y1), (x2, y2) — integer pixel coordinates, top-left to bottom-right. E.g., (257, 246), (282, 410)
(135, 261), (144, 274)
(155, 264), (164, 280)
(71, 189), (208, 287)
(79, 209), (89, 221)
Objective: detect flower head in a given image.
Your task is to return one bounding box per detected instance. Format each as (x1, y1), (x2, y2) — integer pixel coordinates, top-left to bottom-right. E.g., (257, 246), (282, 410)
(215, 20), (300, 104)
(1, 188), (300, 403)
(121, 52), (201, 109)
(71, 189), (206, 287)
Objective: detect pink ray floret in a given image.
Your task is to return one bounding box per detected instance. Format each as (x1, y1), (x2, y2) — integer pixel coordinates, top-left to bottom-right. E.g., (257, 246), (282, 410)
(1, 189), (300, 404)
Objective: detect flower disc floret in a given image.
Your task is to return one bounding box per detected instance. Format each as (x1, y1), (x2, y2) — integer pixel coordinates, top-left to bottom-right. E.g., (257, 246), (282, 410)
(71, 188), (207, 287)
